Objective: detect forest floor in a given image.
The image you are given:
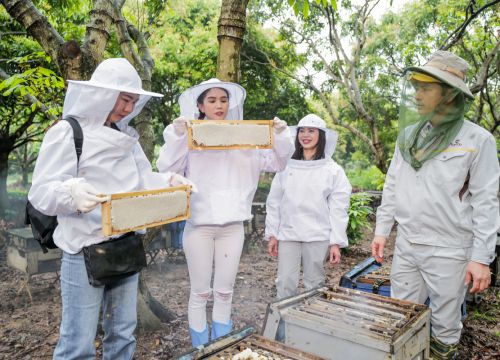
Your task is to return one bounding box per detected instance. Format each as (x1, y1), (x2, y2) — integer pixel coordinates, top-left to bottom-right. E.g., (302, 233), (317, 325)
(0, 223), (499, 359)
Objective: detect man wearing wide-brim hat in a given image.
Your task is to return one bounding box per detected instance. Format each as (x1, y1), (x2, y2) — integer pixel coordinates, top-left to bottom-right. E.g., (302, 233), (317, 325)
(371, 50), (499, 359)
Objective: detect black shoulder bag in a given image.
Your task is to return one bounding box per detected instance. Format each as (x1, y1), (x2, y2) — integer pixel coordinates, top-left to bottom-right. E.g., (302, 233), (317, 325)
(25, 117), (83, 253)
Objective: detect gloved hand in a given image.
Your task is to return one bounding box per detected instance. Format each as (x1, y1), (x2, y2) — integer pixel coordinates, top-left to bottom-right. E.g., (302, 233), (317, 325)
(70, 181), (107, 213)
(273, 117), (287, 134)
(169, 173), (199, 193)
(172, 116), (189, 136)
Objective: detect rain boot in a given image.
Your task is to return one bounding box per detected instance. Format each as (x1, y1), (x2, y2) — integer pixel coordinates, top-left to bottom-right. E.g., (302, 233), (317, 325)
(211, 320), (233, 340)
(189, 326), (209, 347)
(430, 336), (458, 360)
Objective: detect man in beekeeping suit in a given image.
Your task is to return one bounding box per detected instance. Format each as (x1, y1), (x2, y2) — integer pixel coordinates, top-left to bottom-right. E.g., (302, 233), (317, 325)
(371, 50), (499, 359)
(28, 58), (193, 359)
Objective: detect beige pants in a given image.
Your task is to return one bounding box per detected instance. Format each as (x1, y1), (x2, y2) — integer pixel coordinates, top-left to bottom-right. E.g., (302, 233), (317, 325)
(391, 235), (470, 344)
(276, 240), (330, 299)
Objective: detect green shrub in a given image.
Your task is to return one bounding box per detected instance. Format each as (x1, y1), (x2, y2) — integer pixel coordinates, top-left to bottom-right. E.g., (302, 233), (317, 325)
(346, 165), (385, 191)
(347, 192), (374, 245)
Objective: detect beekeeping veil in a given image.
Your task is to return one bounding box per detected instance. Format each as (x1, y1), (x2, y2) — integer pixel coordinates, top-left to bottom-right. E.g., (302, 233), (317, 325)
(63, 58), (162, 130)
(291, 114), (338, 158)
(397, 51), (473, 170)
(178, 78), (246, 120)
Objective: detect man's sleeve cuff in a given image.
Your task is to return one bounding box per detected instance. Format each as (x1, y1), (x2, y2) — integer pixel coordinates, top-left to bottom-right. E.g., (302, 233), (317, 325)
(471, 248), (496, 266)
(374, 223), (393, 237)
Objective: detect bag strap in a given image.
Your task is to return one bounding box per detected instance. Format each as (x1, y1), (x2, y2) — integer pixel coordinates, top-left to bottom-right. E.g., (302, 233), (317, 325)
(63, 117), (83, 163)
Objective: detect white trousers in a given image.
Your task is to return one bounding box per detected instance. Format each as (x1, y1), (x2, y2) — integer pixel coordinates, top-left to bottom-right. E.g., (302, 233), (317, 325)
(183, 222), (244, 332)
(276, 240), (330, 299)
(391, 236), (470, 344)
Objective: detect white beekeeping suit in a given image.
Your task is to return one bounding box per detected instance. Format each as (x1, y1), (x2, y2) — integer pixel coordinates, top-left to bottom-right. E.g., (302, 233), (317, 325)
(156, 78), (294, 347)
(29, 58), (175, 254)
(157, 78), (294, 226)
(265, 114), (352, 299)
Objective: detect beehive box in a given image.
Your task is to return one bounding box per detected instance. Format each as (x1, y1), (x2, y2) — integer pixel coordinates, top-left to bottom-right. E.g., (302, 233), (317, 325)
(187, 120), (274, 150)
(177, 326), (322, 360)
(6, 227), (61, 275)
(262, 287), (431, 360)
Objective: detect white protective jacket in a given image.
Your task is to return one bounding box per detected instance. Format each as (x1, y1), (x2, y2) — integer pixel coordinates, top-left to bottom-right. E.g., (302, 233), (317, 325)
(28, 61), (172, 254)
(265, 158), (352, 247)
(156, 125), (294, 225)
(376, 120), (500, 264)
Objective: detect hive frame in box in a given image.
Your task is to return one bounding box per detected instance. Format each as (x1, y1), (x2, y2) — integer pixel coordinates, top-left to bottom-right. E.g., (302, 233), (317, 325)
(101, 185), (190, 236)
(187, 120), (274, 150)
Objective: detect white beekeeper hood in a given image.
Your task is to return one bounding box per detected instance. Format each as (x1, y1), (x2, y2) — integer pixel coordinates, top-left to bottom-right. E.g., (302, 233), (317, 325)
(63, 58), (163, 128)
(291, 114), (338, 158)
(178, 78), (246, 120)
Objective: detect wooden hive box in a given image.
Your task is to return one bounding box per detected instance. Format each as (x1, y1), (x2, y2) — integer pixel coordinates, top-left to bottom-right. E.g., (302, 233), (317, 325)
(262, 287), (431, 360)
(101, 185), (191, 236)
(187, 120), (274, 150)
(6, 227), (61, 275)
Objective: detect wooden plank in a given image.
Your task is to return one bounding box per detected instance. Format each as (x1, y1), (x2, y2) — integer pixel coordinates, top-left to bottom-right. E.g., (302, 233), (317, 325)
(101, 186), (191, 236)
(187, 120), (274, 150)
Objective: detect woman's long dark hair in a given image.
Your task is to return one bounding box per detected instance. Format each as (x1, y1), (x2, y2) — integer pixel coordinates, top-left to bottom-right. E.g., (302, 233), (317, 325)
(291, 128), (326, 160)
(196, 87), (230, 119)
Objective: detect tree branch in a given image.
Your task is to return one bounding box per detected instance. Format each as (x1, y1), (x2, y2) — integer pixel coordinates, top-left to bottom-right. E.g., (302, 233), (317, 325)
(242, 47), (375, 150)
(469, 40), (500, 94)
(439, 0), (500, 50)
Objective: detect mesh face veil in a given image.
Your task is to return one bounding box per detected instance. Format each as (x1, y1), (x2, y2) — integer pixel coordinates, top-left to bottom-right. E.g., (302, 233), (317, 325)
(397, 72), (470, 170)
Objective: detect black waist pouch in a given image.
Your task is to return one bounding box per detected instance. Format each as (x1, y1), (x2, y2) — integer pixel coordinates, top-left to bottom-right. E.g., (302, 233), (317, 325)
(83, 232), (147, 287)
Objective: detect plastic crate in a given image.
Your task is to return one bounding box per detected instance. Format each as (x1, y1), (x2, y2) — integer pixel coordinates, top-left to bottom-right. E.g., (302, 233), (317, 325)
(339, 257), (390, 296)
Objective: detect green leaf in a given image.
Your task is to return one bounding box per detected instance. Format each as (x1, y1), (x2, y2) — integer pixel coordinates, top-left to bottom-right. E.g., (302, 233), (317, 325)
(303, 0), (309, 18)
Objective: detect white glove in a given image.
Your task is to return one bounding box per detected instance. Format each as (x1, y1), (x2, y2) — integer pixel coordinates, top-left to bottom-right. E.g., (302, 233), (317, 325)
(172, 116), (189, 136)
(169, 173), (199, 193)
(273, 117), (287, 134)
(70, 181), (107, 213)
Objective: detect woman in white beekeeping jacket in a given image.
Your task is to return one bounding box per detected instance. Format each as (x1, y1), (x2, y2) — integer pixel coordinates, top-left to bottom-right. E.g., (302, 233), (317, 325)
(156, 78), (294, 346)
(265, 114), (351, 299)
(28, 58), (191, 359)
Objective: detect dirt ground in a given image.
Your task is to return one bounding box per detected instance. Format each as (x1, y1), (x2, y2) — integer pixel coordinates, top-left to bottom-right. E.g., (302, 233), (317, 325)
(0, 226), (499, 359)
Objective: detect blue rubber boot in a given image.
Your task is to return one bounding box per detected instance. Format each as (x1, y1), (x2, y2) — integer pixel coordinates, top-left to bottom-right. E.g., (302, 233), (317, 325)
(189, 326), (209, 347)
(211, 320), (233, 340)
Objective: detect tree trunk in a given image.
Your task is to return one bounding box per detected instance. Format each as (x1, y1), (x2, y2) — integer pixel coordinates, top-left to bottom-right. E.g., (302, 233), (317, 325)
(0, 151), (10, 217)
(216, 0), (249, 82)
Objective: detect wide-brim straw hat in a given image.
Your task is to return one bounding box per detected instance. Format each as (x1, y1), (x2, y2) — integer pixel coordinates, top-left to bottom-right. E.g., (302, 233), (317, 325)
(67, 58), (163, 98)
(405, 50), (473, 100)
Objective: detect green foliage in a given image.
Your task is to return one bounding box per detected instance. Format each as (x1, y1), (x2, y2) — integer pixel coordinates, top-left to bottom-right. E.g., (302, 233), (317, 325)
(347, 192), (374, 245)
(347, 165), (386, 191)
(242, 24), (312, 124)
(147, 0), (220, 141)
(288, 0), (337, 17)
(147, 0), (313, 145)
(0, 52), (64, 115)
